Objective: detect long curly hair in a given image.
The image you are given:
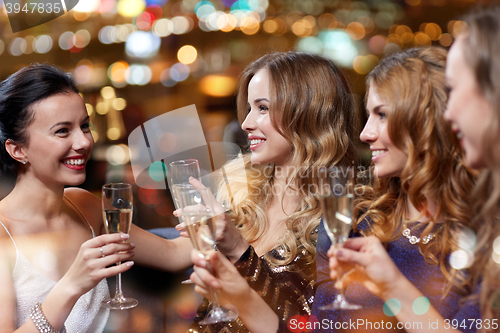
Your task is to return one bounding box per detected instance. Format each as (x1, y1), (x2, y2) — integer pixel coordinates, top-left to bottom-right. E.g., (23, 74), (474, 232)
(353, 47), (477, 294)
(460, 8), (500, 330)
(219, 52), (358, 265)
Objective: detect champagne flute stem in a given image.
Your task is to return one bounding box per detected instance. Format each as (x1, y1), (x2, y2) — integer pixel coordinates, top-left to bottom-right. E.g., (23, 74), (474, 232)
(206, 260), (222, 309)
(115, 263), (124, 301)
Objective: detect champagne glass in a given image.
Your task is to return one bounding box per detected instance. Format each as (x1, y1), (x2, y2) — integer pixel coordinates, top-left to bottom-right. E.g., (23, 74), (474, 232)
(319, 167), (362, 310)
(101, 183), (138, 310)
(169, 159), (201, 284)
(178, 187), (239, 324)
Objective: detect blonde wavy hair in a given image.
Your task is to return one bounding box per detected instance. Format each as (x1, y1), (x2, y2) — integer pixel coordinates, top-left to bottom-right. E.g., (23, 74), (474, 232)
(218, 52), (358, 265)
(353, 47), (477, 294)
(460, 9), (500, 330)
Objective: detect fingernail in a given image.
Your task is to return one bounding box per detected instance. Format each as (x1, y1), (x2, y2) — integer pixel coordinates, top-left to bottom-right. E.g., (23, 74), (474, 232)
(127, 261), (135, 267)
(189, 176), (195, 180)
(211, 281), (220, 288)
(336, 250), (343, 258)
(198, 253), (205, 259)
(130, 243), (135, 248)
(121, 233), (130, 240)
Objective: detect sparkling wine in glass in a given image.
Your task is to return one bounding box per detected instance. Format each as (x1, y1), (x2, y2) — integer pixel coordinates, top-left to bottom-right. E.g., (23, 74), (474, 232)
(319, 167), (362, 310)
(168, 159), (201, 284)
(101, 183), (138, 310)
(178, 187), (239, 324)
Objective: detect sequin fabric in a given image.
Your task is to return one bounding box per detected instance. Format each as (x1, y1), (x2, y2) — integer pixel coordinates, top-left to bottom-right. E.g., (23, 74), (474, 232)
(188, 228), (318, 333)
(313, 218), (481, 333)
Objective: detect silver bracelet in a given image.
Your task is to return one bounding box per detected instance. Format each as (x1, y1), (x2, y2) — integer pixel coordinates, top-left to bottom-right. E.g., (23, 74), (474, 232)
(30, 302), (58, 333)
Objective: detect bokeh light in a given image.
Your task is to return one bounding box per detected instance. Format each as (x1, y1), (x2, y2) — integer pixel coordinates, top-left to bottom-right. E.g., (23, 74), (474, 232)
(199, 75), (237, 97)
(117, 0), (146, 17)
(125, 31), (161, 58)
(177, 45), (198, 65)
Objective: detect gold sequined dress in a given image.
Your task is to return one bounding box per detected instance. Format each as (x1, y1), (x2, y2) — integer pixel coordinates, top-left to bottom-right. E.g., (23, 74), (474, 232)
(188, 233), (317, 333)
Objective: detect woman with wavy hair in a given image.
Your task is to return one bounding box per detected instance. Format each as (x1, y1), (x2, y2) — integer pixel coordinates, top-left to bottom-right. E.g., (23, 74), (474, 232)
(187, 51), (358, 333)
(314, 47), (480, 332)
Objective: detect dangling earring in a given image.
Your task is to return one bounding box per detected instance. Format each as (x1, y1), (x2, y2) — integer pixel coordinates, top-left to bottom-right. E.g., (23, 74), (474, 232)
(22, 161), (27, 165)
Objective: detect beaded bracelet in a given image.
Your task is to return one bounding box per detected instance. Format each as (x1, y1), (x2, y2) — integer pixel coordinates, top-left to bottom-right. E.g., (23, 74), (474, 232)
(30, 302), (58, 333)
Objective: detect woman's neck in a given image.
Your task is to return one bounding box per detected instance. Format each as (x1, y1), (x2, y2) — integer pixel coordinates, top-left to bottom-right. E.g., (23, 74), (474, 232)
(405, 194), (439, 223)
(0, 174), (65, 222)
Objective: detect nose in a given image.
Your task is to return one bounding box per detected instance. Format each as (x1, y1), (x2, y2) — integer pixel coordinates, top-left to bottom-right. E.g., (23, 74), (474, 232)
(360, 117), (378, 144)
(73, 129), (93, 152)
(241, 108), (257, 132)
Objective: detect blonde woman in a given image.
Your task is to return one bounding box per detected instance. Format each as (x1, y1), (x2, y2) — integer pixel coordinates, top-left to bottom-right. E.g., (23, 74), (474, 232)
(188, 51), (358, 333)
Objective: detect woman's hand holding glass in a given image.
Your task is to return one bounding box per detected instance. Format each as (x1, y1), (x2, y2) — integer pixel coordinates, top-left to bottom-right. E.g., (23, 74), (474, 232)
(178, 186), (239, 324)
(60, 233), (134, 299)
(328, 236), (406, 301)
(175, 177), (249, 263)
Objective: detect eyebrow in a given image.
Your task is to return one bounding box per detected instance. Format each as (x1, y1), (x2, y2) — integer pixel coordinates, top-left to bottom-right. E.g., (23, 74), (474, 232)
(254, 98), (269, 103)
(366, 104), (386, 117)
(49, 116), (90, 130)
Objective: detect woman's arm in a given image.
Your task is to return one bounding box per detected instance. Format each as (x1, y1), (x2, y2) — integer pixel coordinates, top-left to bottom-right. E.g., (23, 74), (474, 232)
(65, 187), (194, 272)
(330, 236), (463, 333)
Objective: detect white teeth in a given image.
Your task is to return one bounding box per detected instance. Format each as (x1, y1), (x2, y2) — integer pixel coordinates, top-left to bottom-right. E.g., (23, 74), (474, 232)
(250, 139), (265, 145)
(63, 159), (85, 166)
(371, 150), (386, 157)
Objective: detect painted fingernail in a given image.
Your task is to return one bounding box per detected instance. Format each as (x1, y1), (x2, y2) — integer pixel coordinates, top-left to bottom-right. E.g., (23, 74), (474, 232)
(127, 261), (135, 267)
(336, 250), (344, 258)
(121, 233), (130, 239)
(130, 243), (135, 248)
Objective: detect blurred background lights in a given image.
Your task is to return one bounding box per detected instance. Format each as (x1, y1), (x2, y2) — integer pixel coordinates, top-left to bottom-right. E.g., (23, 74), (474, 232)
(74, 0), (100, 12)
(113, 98), (127, 110)
(153, 18), (174, 37)
(149, 161), (167, 182)
(106, 144), (130, 165)
(99, 26), (118, 44)
(117, 0), (146, 17)
(9, 38), (27, 56)
(172, 16), (192, 34)
(296, 36), (323, 55)
(125, 31), (161, 58)
(319, 30), (359, 68)
(157, 132), (177, 153)
(135, 11), (156, 30)
(195, 1), (215, 19)
(450, 249), (474, 269)
(101, 86), (116, 99)
(96, 101), (110, 115)
(74, 60), (94, 85)
(108, 61), (129, 83)
(160, 69), (177, 87)
(169, 63), (190, 82)
(34, 35), (53, 54)
(199, 75), (237, 97)
(59, 32), (74, 50)
(126, 64), (152, 85)
(177, 45), (197, 64)
(107, 127), (122, 140)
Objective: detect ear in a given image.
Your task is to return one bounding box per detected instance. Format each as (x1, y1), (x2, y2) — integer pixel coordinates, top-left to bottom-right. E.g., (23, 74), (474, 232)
(5, 139), (27, 164)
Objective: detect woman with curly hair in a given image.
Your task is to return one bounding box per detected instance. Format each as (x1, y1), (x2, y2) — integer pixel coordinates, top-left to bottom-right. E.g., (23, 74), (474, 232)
(315, 47), (480, 332)
(187, 51), (358, 333)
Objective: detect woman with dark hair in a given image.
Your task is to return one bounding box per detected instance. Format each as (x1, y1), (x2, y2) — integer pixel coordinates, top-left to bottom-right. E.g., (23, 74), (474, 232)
(187, 51), (358, 333)
(321, 47), (482, 332)
(0, 64), (238, 333)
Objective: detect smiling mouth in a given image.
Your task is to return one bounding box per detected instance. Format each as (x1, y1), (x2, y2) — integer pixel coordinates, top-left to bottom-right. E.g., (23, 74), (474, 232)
(62, 158), (86, 166)
(250, 139), (266, 145)
(371, 150), (387, 157)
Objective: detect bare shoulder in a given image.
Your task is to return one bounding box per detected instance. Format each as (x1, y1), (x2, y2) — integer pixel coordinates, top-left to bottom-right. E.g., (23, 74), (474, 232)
(64, 187), (103, 235)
